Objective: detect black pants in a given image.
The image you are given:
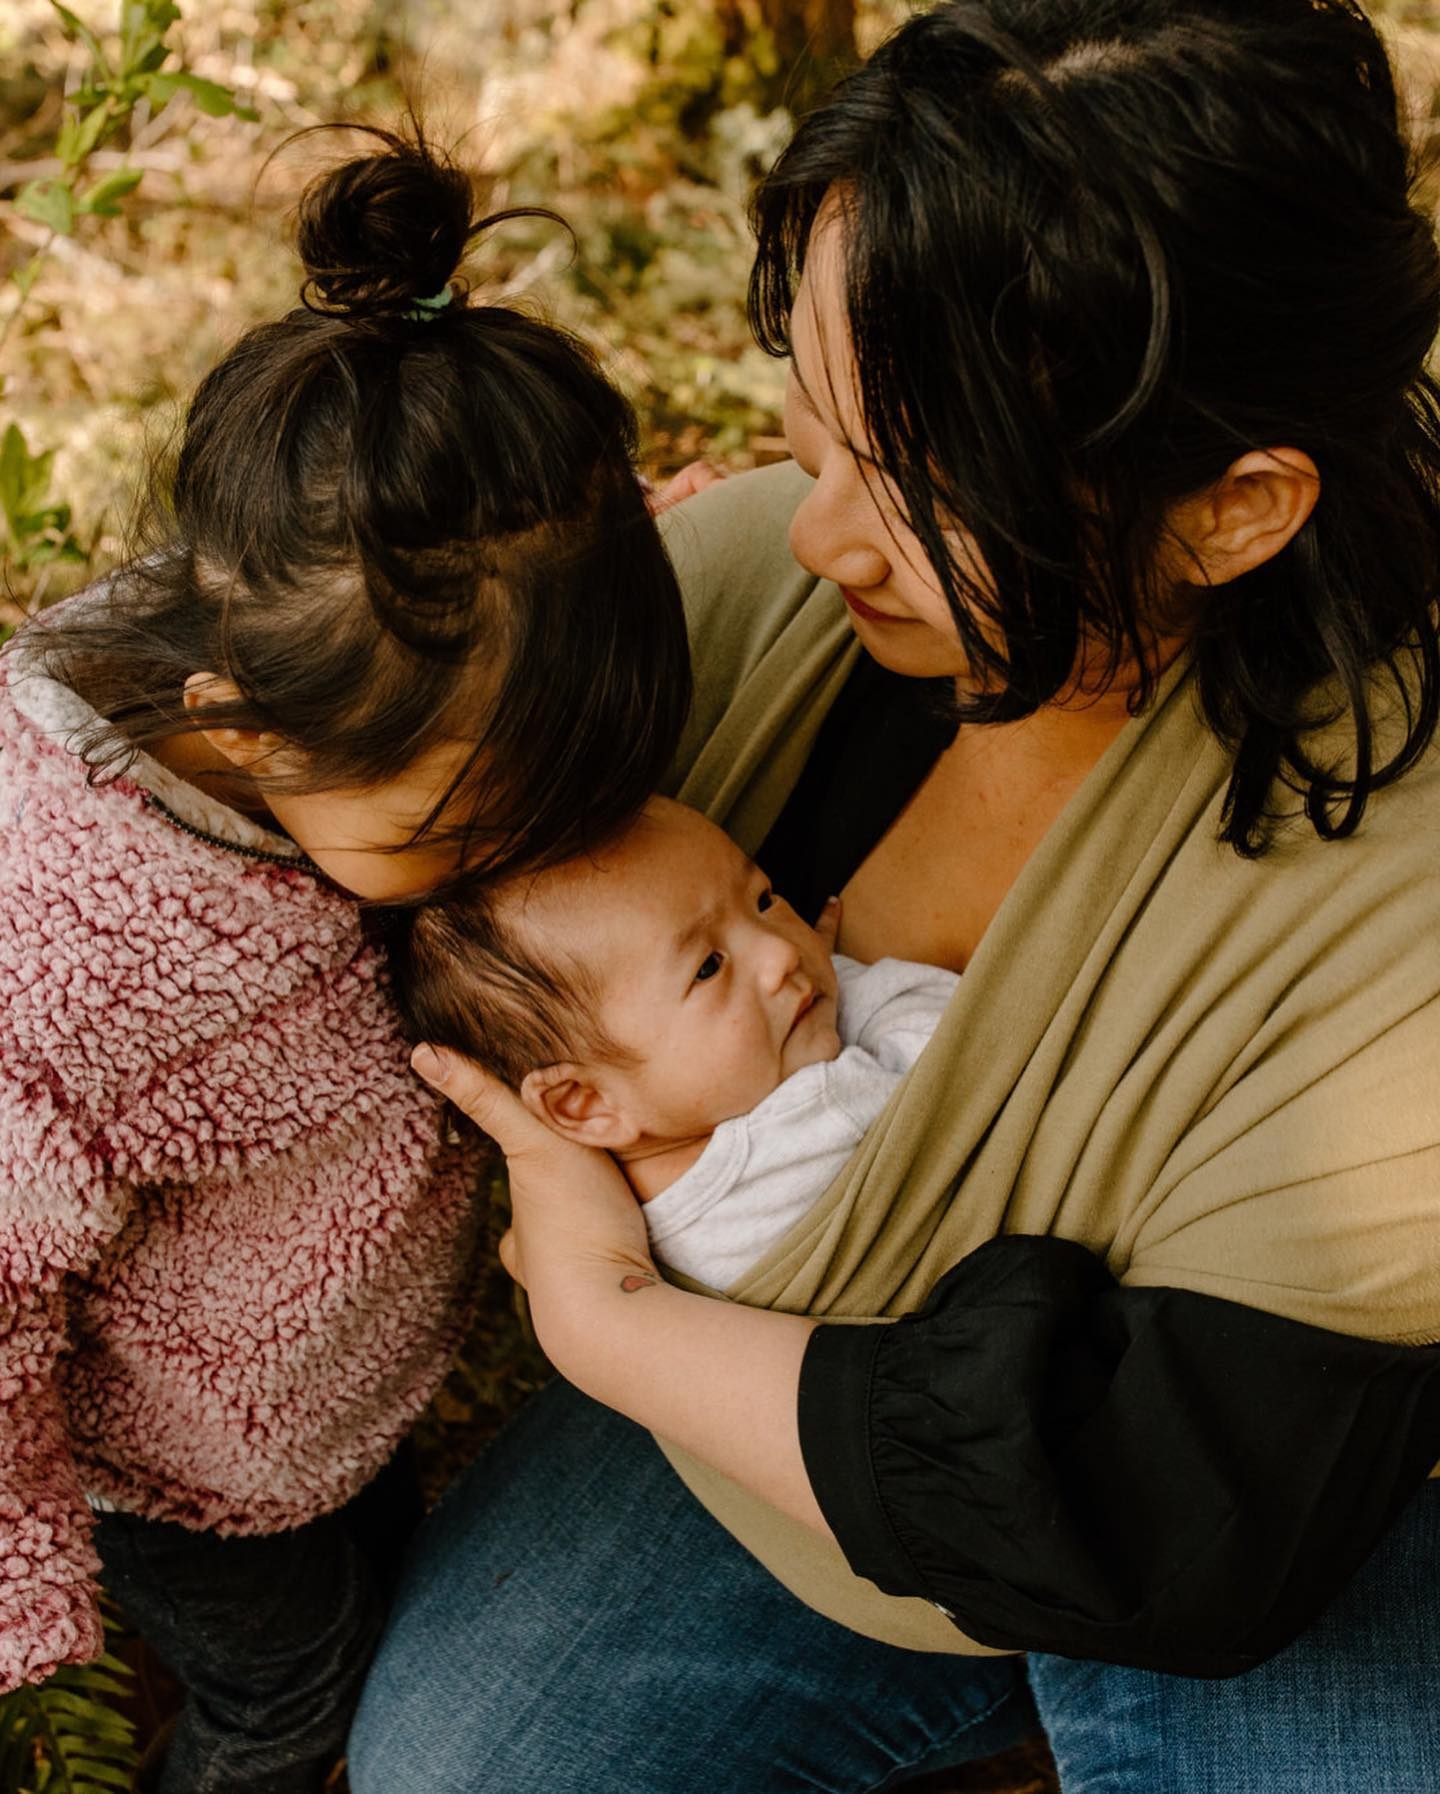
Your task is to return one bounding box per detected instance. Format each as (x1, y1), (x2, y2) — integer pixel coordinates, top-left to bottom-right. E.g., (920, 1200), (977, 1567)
(93, 1455), (421, 1794)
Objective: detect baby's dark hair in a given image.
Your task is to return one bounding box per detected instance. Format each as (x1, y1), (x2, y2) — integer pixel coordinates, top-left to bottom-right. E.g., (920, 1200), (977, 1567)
(388, 879), (637, 1089)
(33, 120), (690, 882)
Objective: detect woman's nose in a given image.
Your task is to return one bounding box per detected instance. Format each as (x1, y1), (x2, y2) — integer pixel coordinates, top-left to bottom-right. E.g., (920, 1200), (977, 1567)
(787, 473), (891, 593)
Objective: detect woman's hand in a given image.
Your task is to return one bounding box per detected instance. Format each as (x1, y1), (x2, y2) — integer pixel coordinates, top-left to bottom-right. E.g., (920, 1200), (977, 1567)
(644, 460), (725, 515)
(410, 1040), (832, 1536)
(409, 1045), (655, 1369)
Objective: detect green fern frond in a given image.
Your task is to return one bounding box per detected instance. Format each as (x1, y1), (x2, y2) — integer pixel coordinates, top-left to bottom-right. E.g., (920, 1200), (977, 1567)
(0, 1629), (140, 1794)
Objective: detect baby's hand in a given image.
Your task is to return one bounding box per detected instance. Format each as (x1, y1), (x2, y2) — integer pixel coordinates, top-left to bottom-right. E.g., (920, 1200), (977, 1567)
(815, 894), (843, 955)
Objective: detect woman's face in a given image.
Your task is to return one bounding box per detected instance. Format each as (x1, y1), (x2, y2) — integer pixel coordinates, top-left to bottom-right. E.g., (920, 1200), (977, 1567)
(783, 214), (976, 682)
(783, 207), (1313, 702)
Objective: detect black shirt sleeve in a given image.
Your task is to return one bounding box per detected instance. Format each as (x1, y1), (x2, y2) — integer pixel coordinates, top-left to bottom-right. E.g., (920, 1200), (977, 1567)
(798, 1234), (1440, 1678)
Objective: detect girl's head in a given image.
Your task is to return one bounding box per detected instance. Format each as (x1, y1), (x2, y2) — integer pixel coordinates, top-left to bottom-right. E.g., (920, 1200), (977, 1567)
(39, 125), (689, 897)
(751, 0), (1440, 851)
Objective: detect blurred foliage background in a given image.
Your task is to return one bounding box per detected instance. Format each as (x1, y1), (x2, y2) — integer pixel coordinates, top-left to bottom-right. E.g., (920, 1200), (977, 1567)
(0, 0), (916, 626)
(2, 0), (1438, 624)
(2, 4), (1439, 1790)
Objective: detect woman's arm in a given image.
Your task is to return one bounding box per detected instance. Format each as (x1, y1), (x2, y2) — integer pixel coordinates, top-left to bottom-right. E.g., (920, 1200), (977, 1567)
(524, 1261), (826, 1535)
(799, 1234), (1440, 1677)
(415, 1044), (1440, 1677)
(415, 1045), (829, 1534)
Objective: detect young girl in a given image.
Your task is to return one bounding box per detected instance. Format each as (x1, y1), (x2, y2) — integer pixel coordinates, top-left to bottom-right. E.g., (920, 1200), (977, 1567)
(0, 126), (688, 1794)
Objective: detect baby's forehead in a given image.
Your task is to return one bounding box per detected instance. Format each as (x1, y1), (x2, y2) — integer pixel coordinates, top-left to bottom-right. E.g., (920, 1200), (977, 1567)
(503, 803), (746, 942)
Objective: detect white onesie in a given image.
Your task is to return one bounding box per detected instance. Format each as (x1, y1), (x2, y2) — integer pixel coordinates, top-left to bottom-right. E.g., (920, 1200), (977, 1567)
(642, 954), (959, 1290)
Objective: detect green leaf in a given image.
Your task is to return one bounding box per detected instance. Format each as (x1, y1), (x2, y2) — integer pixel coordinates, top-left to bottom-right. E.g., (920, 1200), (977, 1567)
(0, 1607), (138, 1794)
(77, 167), (144, 216)
(15, 178), (76, 236)
(67, 1762), (137, 1791)
(50, 3), (111, 78)
(88, 1650), (132, 1677)
(56, 99), (115, 170)
(11, 260), (43, 301)
(135, 68), (178, 103)
(136, 67), (257, 122)
(165, 70), (245, 117)
(0, 425), (87, 570)
(119, 0), (179, 81)
(1, 423), (52, 519)
(31, 1692), (131, 1732)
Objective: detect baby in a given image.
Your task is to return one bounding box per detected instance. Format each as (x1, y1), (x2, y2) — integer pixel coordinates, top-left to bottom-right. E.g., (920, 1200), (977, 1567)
(393, 798), (958, 1288)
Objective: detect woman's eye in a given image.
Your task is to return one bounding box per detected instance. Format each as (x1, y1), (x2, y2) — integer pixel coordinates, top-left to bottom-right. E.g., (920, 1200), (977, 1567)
(694, 952), (724, 983)
(757, 888), (775, 913)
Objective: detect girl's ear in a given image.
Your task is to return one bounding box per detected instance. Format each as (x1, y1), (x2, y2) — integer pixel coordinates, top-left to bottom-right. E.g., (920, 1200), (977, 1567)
(183, 671), (284, 771)
(519, 1064), (639, 1151)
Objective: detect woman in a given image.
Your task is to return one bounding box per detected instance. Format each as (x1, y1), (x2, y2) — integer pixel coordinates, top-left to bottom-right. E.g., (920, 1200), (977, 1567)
(348, 4), (1440, 1790)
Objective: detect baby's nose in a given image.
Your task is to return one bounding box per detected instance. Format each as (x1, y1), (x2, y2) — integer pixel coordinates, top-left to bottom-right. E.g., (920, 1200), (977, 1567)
(760, 930), (803, 989)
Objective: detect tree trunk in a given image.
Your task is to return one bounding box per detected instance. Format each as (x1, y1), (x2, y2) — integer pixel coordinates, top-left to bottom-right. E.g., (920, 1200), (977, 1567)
(716, 0), (859, 117)
(761, 0), (857, 75)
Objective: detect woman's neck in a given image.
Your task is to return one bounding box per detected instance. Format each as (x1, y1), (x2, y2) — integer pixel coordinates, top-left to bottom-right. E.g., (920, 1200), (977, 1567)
(835, 668), (1159, 974)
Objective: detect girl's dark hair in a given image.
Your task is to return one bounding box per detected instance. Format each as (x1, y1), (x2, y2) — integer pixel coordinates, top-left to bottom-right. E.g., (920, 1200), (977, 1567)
(34, 123), (690, 883)
(750, 0), (1440, 853)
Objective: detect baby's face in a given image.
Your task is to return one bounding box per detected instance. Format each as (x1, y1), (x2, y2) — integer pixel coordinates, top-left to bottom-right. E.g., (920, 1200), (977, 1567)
(518, 799), (840, 1141)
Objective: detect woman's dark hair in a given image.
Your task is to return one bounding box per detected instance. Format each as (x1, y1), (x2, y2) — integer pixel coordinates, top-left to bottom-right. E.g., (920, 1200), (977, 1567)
(750, 0), (1440, 853)
(33, 123), (690, 883)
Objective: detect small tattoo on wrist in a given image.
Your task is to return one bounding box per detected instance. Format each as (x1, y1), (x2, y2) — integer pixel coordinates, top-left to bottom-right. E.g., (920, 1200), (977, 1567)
(620, 1272), (657, 1294)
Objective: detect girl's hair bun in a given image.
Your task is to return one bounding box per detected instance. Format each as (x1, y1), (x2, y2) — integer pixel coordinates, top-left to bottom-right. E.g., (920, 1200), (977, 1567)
(295, 125), (474, 320)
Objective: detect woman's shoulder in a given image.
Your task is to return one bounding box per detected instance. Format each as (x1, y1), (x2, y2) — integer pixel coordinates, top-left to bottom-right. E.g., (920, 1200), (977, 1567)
(1268, 662), (1440, 875)
(659, 460), (820, 676)
(659, 463), (863, 821)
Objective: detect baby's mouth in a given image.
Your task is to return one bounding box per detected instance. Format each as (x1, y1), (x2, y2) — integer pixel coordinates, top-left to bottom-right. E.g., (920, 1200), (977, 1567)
(788, 989), (818, 1036)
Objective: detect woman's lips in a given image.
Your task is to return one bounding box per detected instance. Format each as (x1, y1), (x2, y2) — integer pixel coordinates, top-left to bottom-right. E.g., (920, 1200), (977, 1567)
(840, 586), (908, 624)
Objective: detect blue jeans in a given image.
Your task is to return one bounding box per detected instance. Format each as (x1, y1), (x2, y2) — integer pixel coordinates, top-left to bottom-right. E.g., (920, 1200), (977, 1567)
(349, 1381), (1440, 1794)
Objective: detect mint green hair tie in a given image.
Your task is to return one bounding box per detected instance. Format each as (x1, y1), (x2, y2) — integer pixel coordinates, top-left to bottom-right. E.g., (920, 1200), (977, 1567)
(404, 286), (454, 323)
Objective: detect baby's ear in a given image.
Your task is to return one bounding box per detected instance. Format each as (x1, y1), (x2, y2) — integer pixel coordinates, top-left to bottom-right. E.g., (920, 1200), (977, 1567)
(518, 1064), (637, 1151)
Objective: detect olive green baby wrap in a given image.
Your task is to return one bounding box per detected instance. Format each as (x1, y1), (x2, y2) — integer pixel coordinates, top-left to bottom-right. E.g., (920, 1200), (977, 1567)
(656, 462), (1440, 1652)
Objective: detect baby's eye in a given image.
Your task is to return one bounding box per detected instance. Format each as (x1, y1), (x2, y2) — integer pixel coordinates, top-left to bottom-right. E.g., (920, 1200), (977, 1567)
(694, 951), (725, 983)
(757, 888), (775, 913)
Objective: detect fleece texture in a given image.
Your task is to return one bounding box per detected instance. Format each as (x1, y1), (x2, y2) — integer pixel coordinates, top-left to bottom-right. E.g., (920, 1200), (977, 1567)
(0, 635), (486, 1692)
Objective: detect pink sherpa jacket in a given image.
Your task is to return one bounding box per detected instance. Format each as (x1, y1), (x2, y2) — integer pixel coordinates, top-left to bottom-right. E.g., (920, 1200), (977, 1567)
(0, 628), (486, 1691)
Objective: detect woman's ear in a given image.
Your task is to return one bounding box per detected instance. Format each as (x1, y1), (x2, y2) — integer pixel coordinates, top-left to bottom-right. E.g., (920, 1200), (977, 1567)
(519, 1064), (639, 1151)
(183, 671), (284, 771)
(1167, 447), (1320, 587)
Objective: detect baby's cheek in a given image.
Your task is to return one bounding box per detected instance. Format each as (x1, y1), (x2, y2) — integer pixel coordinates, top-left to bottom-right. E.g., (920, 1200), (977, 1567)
(785, 1016), (843, 1081)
